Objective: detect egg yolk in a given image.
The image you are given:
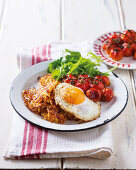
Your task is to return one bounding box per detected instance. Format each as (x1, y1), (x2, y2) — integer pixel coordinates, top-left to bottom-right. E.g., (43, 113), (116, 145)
(62, 86), (85, 105)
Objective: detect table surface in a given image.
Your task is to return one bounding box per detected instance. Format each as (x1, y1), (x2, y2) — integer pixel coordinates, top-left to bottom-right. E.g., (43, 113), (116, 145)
(0, 0), (136, 169)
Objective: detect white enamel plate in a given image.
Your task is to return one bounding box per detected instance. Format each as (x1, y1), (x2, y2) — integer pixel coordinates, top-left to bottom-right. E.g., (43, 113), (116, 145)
(10, 60), (128, 131)
(93, 31), (136, 69)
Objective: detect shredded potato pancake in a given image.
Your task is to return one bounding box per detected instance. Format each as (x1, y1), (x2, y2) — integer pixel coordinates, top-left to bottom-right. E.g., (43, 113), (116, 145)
(22, 74), (77, 124)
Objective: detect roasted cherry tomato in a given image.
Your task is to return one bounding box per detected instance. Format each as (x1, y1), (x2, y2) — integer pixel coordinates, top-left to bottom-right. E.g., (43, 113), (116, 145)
(64, 78), (71, 84)
(122, 43), (133, 57)
(121, 30), (136, 43)
(131, 43), (136, 51)
(101, 88), (114, 102)
(95, 76), (110, 87)
(75, 80), (90, 92)
(78, 74), (91, 82)
(106, 44), (117, 55)
(86, 88), (101, 102)
(110, 47), (124, 61)
(134, 51), (136, 59)
(66, 74), (77, 79)
(64, 74), (77, 85)
(89, 79), (105, 90)
(103, 40), (111, 50)
(108, 34), (122, 44)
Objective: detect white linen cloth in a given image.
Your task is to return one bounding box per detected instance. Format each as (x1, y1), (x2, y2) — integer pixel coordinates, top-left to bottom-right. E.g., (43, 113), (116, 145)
(4, 42), (113, 159)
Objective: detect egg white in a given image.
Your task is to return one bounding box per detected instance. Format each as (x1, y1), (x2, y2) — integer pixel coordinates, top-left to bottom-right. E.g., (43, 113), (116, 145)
(55, 83), (101, 121)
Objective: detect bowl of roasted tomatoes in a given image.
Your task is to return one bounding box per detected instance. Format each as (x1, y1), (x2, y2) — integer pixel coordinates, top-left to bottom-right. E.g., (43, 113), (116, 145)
(93, 30), (136, 69)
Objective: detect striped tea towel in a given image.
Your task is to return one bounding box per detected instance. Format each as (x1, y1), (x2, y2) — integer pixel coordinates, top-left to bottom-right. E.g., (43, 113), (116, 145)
(4, 42), (113, 159)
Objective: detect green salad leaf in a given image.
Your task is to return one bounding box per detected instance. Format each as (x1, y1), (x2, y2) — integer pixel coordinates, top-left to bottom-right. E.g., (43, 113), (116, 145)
(47, 49), (115, 80)
(47, 57), (62, 73)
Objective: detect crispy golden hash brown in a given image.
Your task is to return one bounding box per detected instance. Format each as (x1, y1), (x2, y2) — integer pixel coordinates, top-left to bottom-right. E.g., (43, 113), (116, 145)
(22, 74), (78, 124)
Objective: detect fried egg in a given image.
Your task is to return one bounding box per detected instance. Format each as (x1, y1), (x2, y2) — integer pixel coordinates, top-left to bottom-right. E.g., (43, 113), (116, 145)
(55, 83), (101, 121)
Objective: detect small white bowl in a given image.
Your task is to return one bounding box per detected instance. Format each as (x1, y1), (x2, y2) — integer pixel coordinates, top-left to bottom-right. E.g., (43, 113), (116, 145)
(93, 31), (136, 69)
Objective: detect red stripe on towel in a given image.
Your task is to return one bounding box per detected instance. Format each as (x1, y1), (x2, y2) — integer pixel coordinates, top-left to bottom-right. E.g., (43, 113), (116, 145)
(48, 44), (52, 60)
(42, 45), (48, 61)
(36, 47), (41, 63)
(26, 123), (35, 155)
(35, 127), (43, 155)
(32, 48), (35, 65)
(42, 130), (48, 153)
(21, 121), (28, 156)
